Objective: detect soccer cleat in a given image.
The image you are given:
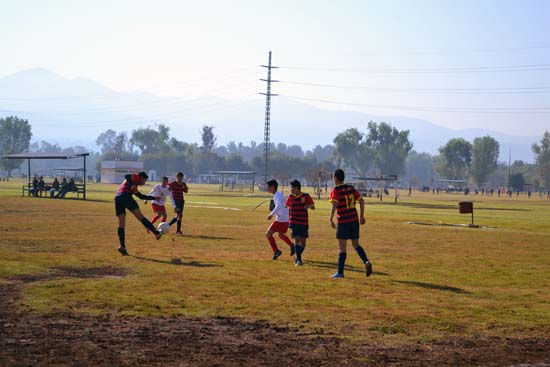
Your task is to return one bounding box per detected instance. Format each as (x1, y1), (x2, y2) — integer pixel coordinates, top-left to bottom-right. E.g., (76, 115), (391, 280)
(365, 261), (373, 277)
(295, 260), (303, 266)
(118, 247), (128, 256)
(329, 272), (344, 278)
(175, 231), (183, 235)
(272, 249), (282, 260)
(155, 230), (164, 240)
(290, 246), (296, 256)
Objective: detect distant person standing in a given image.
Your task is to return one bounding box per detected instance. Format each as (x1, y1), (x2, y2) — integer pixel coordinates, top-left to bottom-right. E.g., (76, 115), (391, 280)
(168, 172), (188, 235)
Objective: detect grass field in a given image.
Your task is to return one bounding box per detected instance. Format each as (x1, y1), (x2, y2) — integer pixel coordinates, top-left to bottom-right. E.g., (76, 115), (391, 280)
(1, 179), (550, 365)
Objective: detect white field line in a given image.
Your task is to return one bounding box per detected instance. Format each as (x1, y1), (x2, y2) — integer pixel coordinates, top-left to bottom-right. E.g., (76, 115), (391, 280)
(187, 205), (242, 211)
(187, 201), (221, 205)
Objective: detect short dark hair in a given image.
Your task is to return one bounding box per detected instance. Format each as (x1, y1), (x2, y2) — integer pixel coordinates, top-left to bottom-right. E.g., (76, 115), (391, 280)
(333, 169), (345, 182)
(138, 171), (149, 179)
(266, 179), (278, 190)
(162, 176), (168, 181)
(176, 172), (184, 178)
(290, 179), (301, 190)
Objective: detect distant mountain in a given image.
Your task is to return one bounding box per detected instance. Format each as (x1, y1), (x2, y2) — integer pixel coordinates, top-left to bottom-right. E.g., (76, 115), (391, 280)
(0, 68), (539, 162)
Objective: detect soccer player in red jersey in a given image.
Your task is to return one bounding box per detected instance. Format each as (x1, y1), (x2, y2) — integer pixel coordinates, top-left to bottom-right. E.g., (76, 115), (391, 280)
(168, 172), (188, 235)
(286, 179), (315, 266)
(329, 169), (372, 278)
(114, 172), (164, 256)
(266, 179), (294, 260)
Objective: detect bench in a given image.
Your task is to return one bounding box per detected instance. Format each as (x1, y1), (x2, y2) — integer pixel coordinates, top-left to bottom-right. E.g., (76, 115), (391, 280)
(22, 183), (86, 199)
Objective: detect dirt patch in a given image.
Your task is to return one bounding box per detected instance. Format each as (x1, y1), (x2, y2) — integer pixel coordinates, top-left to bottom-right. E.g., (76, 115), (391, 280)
(8, 266), (129, 283)
(0, 279), (549, 366)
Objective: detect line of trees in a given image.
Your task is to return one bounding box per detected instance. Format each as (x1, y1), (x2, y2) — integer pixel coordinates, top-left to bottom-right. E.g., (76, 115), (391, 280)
(1, 114), (550, 189)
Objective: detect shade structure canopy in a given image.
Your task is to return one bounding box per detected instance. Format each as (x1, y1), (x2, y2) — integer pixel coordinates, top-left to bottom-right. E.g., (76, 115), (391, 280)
(3, 152), (90, 199)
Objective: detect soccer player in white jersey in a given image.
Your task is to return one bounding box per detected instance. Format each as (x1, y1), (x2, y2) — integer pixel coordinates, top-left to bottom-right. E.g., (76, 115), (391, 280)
(144, 176), (175, 231)
(265, 179), (294, 260)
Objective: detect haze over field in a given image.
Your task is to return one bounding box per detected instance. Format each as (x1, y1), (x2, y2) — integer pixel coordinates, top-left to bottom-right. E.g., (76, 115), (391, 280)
(1, 0), (549, 163)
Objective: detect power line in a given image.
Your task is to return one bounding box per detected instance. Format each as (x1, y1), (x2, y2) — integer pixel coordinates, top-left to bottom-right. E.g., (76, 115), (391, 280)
(0, 67), (258, 102)
(0, 82), (260, 115)
(280, 94), (550, 114)
(278, 63), (550, 74)
(353, 45), (550, 56)
(278, 80), (550, 95)
(10, 93), (260, 128)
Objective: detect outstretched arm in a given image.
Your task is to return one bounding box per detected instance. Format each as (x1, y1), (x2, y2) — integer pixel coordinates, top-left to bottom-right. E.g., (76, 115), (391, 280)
(135, 191), (156, 201)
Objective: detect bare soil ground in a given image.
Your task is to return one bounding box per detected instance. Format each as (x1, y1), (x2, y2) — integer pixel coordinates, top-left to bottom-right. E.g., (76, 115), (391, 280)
(1, 267), (549, 367)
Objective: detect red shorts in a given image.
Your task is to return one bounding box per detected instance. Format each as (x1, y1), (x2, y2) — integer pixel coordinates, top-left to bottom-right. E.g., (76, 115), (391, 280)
(269, 221), (289, 234)
(152, 203), (166, 213)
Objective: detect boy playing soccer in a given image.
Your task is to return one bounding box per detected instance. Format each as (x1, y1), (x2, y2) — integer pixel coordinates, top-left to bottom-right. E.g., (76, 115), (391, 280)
(114, 171), (164, 256)
(266, 179), (294, 260)
(144, 176), (173, 232)
(168, 172), (188, 235)
(329, 169), (372, 278)
(286, 179), (315, 266)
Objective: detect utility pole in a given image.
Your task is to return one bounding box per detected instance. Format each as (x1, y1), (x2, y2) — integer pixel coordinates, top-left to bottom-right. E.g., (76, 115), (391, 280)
(260, 51), (278, 184)
(507, 145), (512, 189)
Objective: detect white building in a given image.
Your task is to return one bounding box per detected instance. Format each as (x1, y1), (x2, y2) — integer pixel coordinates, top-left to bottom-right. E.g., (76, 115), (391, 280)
(100, 160), (144, 184)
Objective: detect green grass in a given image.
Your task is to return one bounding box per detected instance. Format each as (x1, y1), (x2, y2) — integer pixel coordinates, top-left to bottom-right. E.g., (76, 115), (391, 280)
(1, 179), (549, 343)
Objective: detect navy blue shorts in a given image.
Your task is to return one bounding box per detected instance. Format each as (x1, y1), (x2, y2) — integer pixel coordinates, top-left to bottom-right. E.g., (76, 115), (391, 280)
(336, 221), (360, 240)
(115, 193), (139, 216)
(174, 200), (185, 214)
(290, 224), (309, 238)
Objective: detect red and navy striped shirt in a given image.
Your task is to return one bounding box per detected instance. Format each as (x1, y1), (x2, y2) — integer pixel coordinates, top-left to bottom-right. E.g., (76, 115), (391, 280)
(286, 193), (315, 226)
(169, 181), (188, 202)
(116, 173), (140, 195)
(329, 184), (361, 224)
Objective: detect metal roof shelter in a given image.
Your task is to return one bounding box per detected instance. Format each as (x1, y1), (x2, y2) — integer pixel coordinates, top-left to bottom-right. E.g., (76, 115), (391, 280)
(214, 171), (256, 193)
(353, 175), (399, 203)
(52, 168), (85, 181)
(4, 152), (90, 199)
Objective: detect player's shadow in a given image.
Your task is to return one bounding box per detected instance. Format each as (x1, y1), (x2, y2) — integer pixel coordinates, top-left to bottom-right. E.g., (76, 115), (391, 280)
(306, 260), (390, 276)
(130, 255), (223, 268)
(393, 280), (471, 294)
(182, 234), (235, 240)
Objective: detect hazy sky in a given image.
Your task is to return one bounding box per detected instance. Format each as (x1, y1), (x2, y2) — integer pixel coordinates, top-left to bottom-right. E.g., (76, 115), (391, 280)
(1, 0), (549, 136)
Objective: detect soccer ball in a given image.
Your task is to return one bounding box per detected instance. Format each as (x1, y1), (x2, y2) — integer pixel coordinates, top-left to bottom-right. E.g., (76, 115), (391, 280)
(158, 222), (170, 234)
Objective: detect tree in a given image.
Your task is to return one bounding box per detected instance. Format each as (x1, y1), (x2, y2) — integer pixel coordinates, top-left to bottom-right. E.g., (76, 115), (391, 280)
(532, 131), (550, 188)
(405, 151), (436, 185)
(332, 128), (373, 177)
(366, 121), (412, 175)
(129, 124), (171, 155)
(471, 136), (500, 185)
(509, 173), (525, 191)
(96, 129), (132, 155)
(201, 125), (216, 153)
(436, 138), (472, 180)
(0, 116), (32, 174)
